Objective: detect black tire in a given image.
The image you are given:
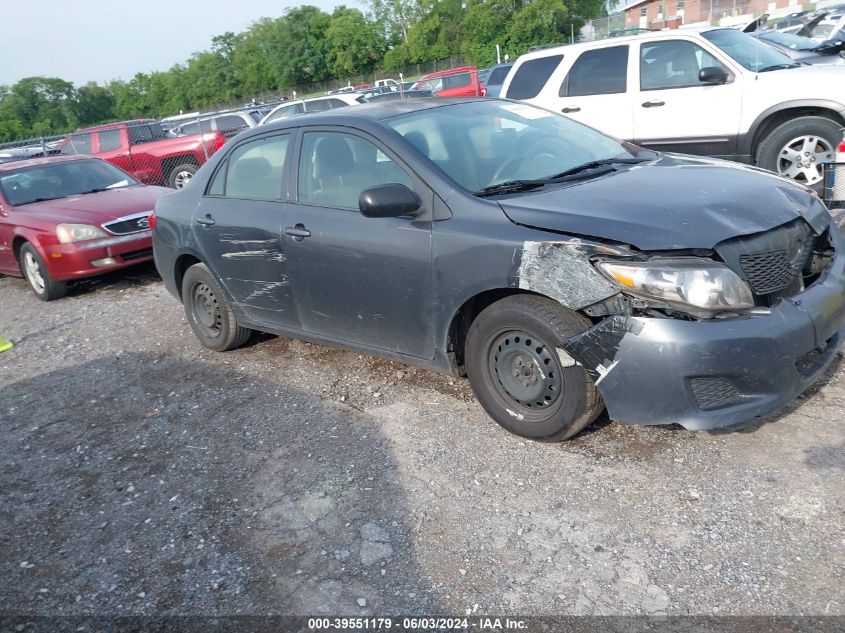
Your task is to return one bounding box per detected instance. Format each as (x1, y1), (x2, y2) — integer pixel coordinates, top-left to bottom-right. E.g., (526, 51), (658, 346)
(168, 163), (197, 189)
(181, 263), (251, 351)
(755, 116), (841, 191)
(19, 242), (67, 301)
(465, 295), (604, 441)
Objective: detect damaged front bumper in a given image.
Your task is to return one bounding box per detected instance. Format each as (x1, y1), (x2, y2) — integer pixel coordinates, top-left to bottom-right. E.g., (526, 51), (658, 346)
(561, 230), (845, 431)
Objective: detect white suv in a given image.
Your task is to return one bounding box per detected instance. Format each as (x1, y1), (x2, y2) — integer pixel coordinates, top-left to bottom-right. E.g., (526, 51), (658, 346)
(500, 27), (845, 188)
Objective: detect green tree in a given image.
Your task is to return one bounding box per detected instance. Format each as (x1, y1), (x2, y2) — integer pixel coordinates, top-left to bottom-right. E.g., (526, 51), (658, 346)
(326, 7), (386, 78)
(75, 82), (115, 125)
(506, 0), (570, 55)
(461, 0), (514, 65)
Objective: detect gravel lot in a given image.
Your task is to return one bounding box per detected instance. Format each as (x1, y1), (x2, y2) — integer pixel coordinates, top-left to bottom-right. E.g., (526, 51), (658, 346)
(1, 263), (844, 620)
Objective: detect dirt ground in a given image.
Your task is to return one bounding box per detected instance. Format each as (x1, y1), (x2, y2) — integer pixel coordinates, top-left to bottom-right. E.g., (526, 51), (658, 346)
(1, 263), (843, 619)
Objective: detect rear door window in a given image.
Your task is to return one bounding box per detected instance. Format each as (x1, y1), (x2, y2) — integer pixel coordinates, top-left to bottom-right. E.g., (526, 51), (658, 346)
(210, 135), (290, 200)
(128, 125), (155, 145)
(560, 46), (629, 96)
(215, 115), (249, 132)
(443, 72), (471, 89)
(304, 99), (333, 113)
(506, 55), (563, 99)
(98, 129), (122, 152)
(60, 133), (93, 155)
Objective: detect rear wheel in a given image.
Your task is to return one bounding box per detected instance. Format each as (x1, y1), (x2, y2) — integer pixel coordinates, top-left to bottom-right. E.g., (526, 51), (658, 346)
(168, 163), (197, 189)
(755, 116), (840, 190)
(465, 295), (604, 441)
(182, 263), (251, 351)
(19, 243), (67, 301)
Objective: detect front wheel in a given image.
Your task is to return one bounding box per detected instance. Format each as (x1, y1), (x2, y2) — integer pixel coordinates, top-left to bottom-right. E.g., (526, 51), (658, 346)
(465, 295), (604, 441)
(168, 163), (197, 189)
(181, 263), (251, 351)
(19, 243), (67, 301)
(755, 116), (841, 190)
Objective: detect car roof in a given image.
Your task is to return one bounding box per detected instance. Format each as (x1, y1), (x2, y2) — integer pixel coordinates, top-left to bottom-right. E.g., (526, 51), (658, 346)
(254, 97), (484, 133)
(417, 66), (478, 80)
(0, 154), (96, 173)
(513, 26), (724, 62)
(71, 119), (155, 133)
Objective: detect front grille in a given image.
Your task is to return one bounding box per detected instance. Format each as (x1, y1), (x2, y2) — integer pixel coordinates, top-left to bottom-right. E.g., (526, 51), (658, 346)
(739, 250), (799, 295)
(103, 213), (151, 235)
(715, 218), (814, 299)
(690, 377), (743, 411)
(121, 248), (153, 262)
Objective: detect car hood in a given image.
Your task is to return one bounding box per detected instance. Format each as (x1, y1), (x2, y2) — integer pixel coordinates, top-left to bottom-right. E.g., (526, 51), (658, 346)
(498, 154), (827, 250)
(18, 186), (171, 225)
(754, 60), (845, 85)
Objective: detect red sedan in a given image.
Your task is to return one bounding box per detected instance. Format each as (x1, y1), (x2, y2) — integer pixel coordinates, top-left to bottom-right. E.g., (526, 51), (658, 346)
(0, 155), (171, 300)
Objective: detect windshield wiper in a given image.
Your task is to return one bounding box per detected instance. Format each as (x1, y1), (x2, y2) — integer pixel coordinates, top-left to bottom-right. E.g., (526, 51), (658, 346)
(473, 180), (546, 197)
(542, 157), (649, 181)
(758, 63), (801, 72)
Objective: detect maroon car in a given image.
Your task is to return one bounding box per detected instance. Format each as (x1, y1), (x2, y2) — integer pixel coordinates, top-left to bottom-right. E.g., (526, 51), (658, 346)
(0, 155), (170, 300)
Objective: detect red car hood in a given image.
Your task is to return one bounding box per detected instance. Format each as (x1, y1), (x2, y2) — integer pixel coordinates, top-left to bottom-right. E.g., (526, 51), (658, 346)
(19, 186), (171, 225)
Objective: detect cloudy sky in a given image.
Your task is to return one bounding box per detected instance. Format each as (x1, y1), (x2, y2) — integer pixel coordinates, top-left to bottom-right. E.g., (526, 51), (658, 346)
(2, 0), (360, 86)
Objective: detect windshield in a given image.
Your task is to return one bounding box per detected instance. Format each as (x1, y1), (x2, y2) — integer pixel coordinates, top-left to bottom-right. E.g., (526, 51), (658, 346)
(703, 28), (798, 71)
(758, 30), (818, 50)
(384, 100), (635, 193)
(0, 159), (138, 206)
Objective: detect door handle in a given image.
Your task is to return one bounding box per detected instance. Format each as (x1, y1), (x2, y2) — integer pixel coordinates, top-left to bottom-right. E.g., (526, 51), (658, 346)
(561, 106), (581, 113)
(641, 100), (665, 108)
(284, 224), (311, 242)
(195, 214), (215, 226)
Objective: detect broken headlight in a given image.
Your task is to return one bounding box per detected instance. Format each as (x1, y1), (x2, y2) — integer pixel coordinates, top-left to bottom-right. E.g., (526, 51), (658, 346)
(596, 259), (754, 316)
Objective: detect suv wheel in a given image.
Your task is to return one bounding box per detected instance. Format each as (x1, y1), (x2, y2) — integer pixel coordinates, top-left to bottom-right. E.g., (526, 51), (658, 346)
(182, 263), (251, 351)
(465, 295), (604, 441)
(19, 243), (67, 301)
(169, 163), (197, 189)
(756, 116), (840, 189)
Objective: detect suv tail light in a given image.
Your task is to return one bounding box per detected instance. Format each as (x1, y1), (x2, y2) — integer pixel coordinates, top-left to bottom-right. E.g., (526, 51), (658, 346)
(148, 212), (156, 231)
(214, 131), (226, 151)
(838, 138), (845, 153)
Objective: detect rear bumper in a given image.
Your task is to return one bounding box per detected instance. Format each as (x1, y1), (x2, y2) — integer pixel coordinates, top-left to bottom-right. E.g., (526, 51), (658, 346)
(43, 232), (153, 281)
(563, 225), (845, 431)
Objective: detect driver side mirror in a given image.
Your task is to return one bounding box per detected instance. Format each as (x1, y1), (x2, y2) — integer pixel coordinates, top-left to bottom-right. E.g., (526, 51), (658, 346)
(699, 66), (729, 85)
(359, 183), (421, 218)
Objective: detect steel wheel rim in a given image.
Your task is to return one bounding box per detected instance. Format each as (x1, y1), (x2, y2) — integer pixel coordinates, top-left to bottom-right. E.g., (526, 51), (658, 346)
(23, 252), (45, 294)
(190, 281), (222, 336)
(777, 135), (834, 185)
(489, 329), (562, 413)
(174, 171), (193, 189)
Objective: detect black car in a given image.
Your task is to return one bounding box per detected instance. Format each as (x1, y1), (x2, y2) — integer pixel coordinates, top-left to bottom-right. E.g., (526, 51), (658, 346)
(152, 99), (845, 441)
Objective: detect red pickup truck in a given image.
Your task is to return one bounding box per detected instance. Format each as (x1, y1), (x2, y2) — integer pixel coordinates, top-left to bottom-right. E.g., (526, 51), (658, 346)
(59, 119), (226, 189)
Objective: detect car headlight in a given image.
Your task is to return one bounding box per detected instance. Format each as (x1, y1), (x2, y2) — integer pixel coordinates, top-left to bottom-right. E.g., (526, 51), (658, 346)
(596, 259), (754, 315)
(56, 223), (108, 244)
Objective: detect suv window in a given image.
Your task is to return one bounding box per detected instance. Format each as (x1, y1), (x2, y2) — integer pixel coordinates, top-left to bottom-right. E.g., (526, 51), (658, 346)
(561, 46), (628, 96)
(215, 115), (249, 132)
(98, 129), (122, 152)
(443, 72), (471, 89)
(487, 65), (512, 86)
(298, 132), (412, 209)
(129, 124), (155, 145)
(304, 99), (333, 113)
(60, 133), (93, 155)
(211, 135), (289, 199)
(640, 40), (728, 89)
(507, 55), (563, 100)
(266, 103), (305, 123)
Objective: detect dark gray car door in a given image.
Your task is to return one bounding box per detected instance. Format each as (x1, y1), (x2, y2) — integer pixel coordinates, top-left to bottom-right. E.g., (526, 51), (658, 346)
(191, 133), (297, 327)
(284, 127), (435, 359)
